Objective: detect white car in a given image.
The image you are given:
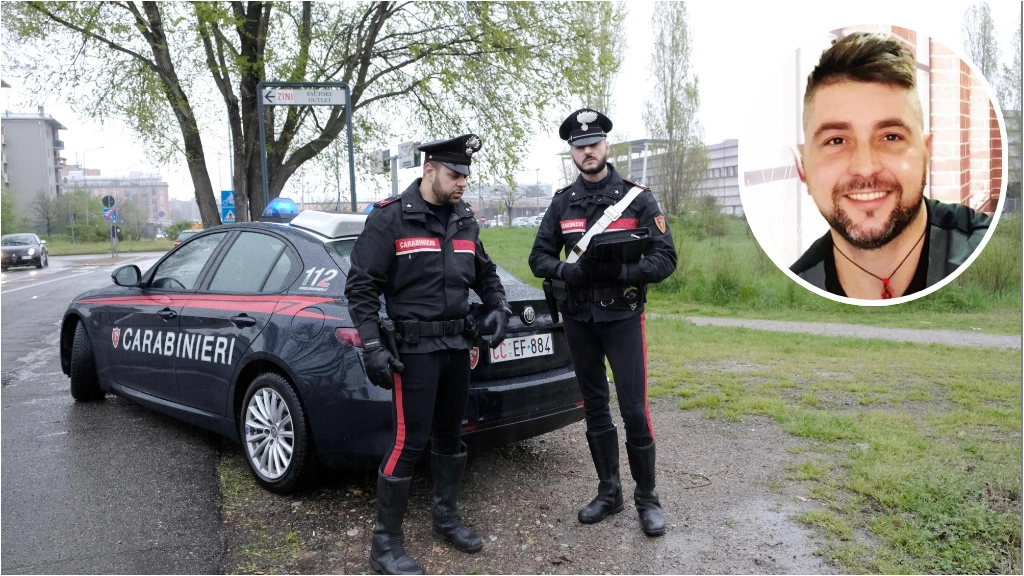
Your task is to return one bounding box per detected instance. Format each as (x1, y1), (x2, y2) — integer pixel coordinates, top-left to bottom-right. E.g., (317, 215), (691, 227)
(512, 217), (531, 227)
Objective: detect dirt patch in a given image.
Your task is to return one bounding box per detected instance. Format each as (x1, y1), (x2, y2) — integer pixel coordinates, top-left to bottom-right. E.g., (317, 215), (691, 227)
(220, 398), (838, 574)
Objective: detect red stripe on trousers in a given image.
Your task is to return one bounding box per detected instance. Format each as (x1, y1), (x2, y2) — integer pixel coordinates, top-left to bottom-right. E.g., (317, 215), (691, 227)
(383, 373), (406, 476)
(640, 313), (654, 440)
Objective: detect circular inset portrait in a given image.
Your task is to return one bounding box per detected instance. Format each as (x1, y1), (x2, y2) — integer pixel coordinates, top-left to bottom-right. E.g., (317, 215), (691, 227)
(739, 25), (1008, 305)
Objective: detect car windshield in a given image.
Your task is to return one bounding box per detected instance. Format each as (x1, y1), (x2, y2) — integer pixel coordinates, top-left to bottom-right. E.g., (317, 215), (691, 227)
(1, 234), (37, 246)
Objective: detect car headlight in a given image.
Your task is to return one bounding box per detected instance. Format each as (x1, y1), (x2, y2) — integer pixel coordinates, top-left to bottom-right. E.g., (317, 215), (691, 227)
(28, 248), (35, 256)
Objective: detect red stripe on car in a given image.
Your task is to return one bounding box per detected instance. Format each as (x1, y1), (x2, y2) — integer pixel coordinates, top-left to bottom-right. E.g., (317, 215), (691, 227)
(560, 219), (586, 233)
(383, 373), (406, 476)
(395, 237), (441, 255)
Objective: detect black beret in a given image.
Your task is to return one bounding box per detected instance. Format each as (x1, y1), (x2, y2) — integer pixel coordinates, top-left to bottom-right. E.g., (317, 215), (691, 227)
(418, 134), (482, 176)
(558, 108), (612, 147)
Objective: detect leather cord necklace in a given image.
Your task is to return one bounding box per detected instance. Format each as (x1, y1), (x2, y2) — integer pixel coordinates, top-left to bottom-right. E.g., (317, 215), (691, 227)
(833, 229), (926, 299)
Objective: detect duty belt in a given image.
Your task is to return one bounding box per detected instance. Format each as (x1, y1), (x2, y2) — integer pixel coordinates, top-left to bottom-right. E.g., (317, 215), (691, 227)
(571, 285), (644, 304)
(395, 318), (473, 343)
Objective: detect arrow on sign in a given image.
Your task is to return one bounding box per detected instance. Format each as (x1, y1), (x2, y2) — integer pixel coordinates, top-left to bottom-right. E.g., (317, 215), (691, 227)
(263, 90), (276, 104)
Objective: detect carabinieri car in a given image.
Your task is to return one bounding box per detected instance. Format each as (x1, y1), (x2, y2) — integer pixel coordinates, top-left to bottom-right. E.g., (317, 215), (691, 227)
(60, 211), (583, 493)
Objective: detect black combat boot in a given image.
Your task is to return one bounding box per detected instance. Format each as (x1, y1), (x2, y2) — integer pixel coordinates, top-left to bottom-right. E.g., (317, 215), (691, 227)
(430, 447), (483, 553)
(626, 440), (666, 536)
(578, 426), (624, 524)
(369, 471), (424, 575)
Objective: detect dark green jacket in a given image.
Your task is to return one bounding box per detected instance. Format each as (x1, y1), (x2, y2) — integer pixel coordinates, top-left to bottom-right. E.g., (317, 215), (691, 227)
(790, 198), (991, 297)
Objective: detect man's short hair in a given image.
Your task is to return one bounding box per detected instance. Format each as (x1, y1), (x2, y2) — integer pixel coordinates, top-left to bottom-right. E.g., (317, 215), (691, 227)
(803, 32), (920, 128)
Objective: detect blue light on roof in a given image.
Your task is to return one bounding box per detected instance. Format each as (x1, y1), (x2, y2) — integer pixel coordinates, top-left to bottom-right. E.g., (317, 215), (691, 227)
(262, 197), (299, 218)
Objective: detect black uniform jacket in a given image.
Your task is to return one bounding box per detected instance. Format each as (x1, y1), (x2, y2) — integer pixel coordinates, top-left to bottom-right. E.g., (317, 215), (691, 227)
(791, 198), (992, 297)
(529, 164), (677, 322)
(346, 179), (506, 353)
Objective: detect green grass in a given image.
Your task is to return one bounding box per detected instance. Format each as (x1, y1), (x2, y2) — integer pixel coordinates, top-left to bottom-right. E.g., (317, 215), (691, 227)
(479, 214), (1022, 335)
(42, 237), (173, 256)
(219, 450), (301, 573)
(643, 317), (1021, 573)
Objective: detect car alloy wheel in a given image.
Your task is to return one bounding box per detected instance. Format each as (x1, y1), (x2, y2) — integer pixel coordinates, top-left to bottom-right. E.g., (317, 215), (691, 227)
(244, 386), (295, 480)
(239, 372), (314, 493)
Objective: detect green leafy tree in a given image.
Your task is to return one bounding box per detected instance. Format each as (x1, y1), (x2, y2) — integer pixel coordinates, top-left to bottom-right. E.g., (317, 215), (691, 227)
(962, 2), (1001, 81)
(1000, 14), (1022, 187)
(5, 1), (624, 225)
(1, 189), (20, 234)
(165, 219), (194, 241)
(643, 1), (708, 215)
(117, 198), (149, 241)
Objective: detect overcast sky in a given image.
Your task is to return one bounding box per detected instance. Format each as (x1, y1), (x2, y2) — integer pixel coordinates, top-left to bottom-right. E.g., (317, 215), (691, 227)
(3, 1), (1019, 203)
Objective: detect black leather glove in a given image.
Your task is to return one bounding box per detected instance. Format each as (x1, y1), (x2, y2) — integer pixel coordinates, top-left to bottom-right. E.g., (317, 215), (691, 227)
(362, 339), (404, 390)
(482, 305), (512, 349)
(560, 262), (588, 287)
(580, 257), (622, 281)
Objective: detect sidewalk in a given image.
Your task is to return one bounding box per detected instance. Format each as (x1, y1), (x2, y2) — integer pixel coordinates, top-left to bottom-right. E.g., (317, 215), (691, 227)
(648, 314), (1021, 350)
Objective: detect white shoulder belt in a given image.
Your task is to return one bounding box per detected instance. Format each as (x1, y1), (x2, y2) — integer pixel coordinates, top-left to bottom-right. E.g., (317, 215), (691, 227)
(566, 186), (645, 264)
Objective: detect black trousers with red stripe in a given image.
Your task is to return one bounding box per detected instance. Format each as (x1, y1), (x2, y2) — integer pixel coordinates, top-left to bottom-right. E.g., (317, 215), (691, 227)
(380, 349), (471, 478)
(563, 314), (654, 446)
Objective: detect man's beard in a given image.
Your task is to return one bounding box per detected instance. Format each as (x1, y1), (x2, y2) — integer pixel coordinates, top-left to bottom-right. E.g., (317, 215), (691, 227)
(823, 169), (926, 250)
(573, 152), (608, 175)
(432, 177), (462, 205)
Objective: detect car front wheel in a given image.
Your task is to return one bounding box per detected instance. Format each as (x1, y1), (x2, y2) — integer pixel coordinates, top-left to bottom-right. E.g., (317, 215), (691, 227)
(70, 322), (105, 401)
(240, 373), (315, 493)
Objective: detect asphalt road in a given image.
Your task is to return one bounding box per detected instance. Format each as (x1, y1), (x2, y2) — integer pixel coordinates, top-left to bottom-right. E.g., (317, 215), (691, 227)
(1, 253), (225, 574)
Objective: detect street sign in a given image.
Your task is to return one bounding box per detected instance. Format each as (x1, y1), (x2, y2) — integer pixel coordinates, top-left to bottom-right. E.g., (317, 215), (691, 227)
(371, 149), (391, 174)
(104, 210), (117, 222)
(221, 190), (235, 223)
(397, 141), (421, 169)
(158, 210), (165, 218)
(102, 195), (115, 208)
(261, 89), (346, 106)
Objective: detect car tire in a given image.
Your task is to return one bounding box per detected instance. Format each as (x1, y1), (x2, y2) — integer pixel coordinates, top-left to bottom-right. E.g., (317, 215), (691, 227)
(35, 255), (43, 269)
(240, 373), (316, 494)
(42, 253), (48, 268)
(70, 322), (105, 401)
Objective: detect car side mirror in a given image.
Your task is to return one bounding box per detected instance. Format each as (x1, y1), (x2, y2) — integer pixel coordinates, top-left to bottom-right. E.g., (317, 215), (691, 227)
(40, 239), (46, 244)
(112, 265), (142, 287)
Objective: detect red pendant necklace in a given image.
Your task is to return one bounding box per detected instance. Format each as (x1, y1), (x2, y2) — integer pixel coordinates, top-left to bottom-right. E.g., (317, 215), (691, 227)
(833, 230), (926, 299)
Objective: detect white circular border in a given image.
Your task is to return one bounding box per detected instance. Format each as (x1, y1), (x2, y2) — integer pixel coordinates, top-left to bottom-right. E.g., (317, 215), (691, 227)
(736, 22), (1010, 307)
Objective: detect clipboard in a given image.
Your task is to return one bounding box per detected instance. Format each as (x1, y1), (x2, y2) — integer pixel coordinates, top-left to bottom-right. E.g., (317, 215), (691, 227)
(586, 227), (650, 263)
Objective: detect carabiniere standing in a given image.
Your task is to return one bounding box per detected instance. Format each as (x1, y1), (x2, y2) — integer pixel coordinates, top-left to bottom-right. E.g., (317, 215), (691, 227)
(346, 134), (512, 575)
(529, 108), (678, 536)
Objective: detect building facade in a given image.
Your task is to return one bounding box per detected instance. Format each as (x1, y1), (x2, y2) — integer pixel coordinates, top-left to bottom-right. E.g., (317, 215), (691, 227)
(560, 138), (742, 215)
(66, 170), (171, 224)
(1, 107), (67, 217)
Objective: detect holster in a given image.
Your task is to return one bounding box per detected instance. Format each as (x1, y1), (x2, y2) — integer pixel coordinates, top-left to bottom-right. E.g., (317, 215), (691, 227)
(548, 278), (578, 315)
(378, 318), (401, 358)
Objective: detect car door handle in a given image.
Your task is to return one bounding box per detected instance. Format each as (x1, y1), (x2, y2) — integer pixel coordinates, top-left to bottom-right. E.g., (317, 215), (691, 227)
(158, 308), (178, 320)
(230, 314), (257, 328)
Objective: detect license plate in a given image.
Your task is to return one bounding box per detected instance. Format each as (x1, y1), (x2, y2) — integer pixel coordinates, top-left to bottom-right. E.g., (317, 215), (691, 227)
(489, 332), (553, 364)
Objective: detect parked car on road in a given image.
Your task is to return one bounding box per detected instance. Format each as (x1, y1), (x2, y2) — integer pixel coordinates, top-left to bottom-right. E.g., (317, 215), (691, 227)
(512, 217), (532, 227)
(1, 233), (49, 271)
(60, 211), (582, 493)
